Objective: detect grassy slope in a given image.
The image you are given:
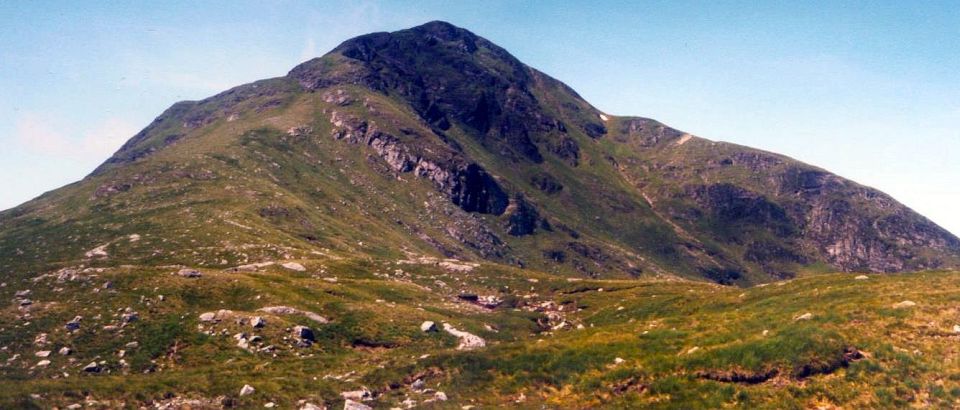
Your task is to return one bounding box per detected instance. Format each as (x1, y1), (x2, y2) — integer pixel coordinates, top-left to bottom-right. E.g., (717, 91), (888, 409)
(2, 257), (958, 408)
(0, 78), (710, 284)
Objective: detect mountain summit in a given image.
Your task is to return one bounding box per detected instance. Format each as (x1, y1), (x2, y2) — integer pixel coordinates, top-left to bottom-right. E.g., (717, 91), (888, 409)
(3, 21), (958, 285)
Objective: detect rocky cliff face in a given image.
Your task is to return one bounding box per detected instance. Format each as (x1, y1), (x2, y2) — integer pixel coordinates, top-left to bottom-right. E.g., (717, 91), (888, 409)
(1, 21), (957, 285)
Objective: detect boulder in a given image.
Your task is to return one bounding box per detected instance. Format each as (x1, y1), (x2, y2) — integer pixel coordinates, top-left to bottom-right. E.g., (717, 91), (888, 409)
(65, 316), (82, 331)
(340, 388), (371, 401)
(176, 268), (202, 278)
(228, 262), (275, 272)
(420, 321), (438, 332)
(477, 295), (503, 309)
(121, 311), (139, 323)
(854, 275), (869, 280)
(438, 260), (478, 273)
(58, 347), (72, 356)
(281, 262), (307, 272)
(892, 300), (917, 309)
(83, 361), (101, 373)
(258, 306), (328, 323)
(794, 312), (813, 321)
(250, 316), (266, 328)
(343, 400), (372, 410)
(85, 244), (109, 258)
(199, 310), (233, 323)
(293, 325), (315, 342)
(239, 384), (255, 396)
(442, 323), (485, 350)
(34, 350), (51, 358)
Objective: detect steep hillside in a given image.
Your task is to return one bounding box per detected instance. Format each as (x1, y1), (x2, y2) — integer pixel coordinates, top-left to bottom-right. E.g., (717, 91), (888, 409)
(1, 21), (956, 286)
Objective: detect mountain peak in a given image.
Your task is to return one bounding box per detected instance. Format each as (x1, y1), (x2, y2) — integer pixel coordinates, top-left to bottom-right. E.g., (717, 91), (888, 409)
(410, 20), (476, 38)
(288, 20), (597, 164)
(4, 21), (958, 287)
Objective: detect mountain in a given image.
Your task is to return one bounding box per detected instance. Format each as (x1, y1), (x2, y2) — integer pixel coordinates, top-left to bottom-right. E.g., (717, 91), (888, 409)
(3, 21), (956, 286)
(2, 21), (960, 408)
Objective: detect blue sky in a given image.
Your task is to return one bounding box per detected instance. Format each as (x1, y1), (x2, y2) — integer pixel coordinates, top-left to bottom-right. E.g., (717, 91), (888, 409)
(1, 1), (958, 235)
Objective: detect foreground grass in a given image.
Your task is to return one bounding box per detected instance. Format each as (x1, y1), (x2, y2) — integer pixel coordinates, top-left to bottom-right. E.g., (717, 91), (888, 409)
(1, 260), (959, 408)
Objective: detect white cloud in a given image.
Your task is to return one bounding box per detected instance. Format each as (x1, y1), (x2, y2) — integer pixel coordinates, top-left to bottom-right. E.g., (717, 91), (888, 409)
(14, 113), (138, 160)
(13, 113), (64, 153)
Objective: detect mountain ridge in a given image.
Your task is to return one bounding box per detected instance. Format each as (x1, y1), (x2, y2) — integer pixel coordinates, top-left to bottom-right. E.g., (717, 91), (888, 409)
(2, 20), (958, 285)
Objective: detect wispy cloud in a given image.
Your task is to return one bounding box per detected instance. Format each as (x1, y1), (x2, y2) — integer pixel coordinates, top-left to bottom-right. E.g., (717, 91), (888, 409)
(14, 113), (138, 159)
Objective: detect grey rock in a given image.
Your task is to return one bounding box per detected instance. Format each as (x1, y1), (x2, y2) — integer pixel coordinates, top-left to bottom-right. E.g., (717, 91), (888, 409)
(343, 400), (372, 410)
(420, 321), (437, 332)
(341, 388), (372, 401)
(442, 323), (486, 350)
(199, 309), (233, 323)
(258, 306), (328, 324)
(794, 312), (813, 321)
(893, 300), (917, 309)
(176, 268), (202, 278)
(239, 384), (255, 396)
(294, 325), (315, 342)
(65, 316), (82, 331)
(121, 311), (139, 323)
(281, 262), (307, 271)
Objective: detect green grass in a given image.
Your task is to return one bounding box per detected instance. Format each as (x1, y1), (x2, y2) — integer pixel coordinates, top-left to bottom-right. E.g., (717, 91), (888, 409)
(2, 258), (959, 408)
